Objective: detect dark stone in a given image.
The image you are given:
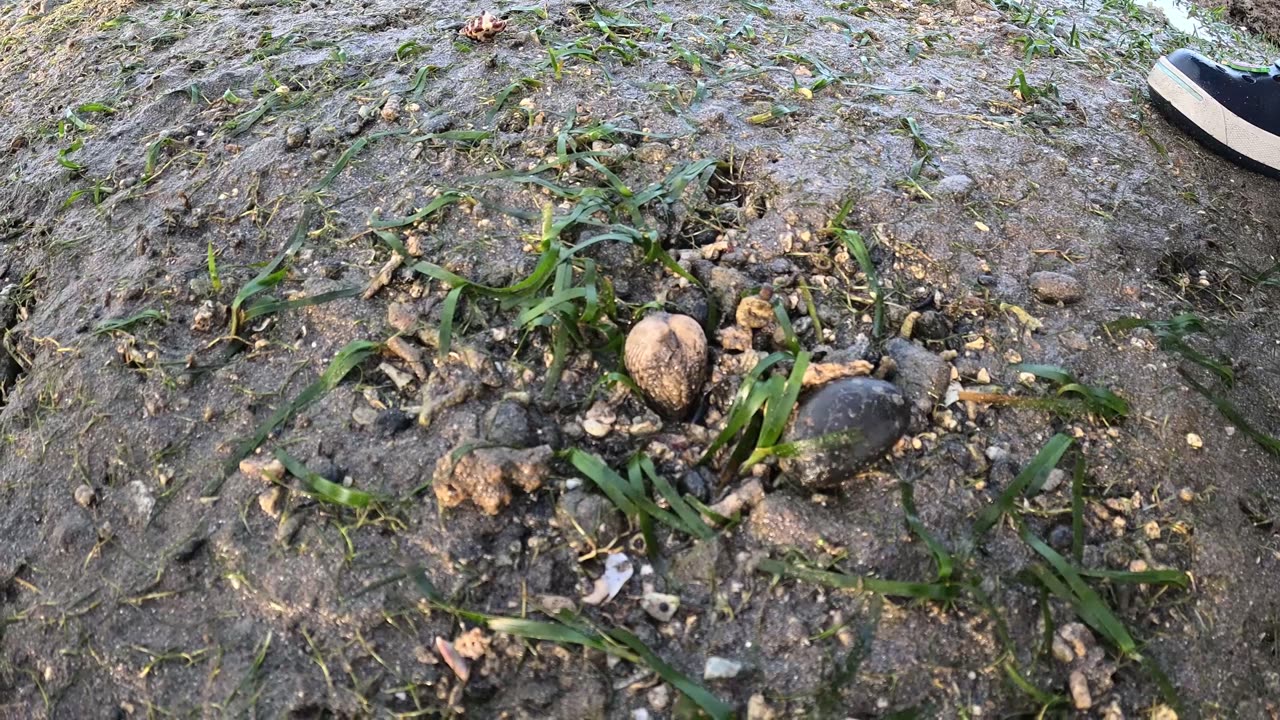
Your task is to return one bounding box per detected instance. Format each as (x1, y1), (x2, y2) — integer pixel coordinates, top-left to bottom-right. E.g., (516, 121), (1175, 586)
(375, 410), (415, 437)
(886, 338), (950, 414)
(780, 378), (910, 489)
(913, 310), (951, 341)
(1029, 271), (1085, 304)
(1048, 524), (1074, 550)
(484, 400), (532, 447)
(679, 467), (714, 504)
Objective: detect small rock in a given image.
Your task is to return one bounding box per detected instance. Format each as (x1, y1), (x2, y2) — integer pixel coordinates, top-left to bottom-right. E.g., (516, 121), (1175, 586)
(126, 480), (155, 525)
(1185, 432), (1203, 449)
(703, 657), (743, 680)
(191, 300), (221, 333)
(239, 456), (285, 482)
(781, 378), (909, 488)
(985, 445), (1008, 462)
(1048, 524), (1074, 551)
(557, 490), (623, 546)
(718, 325), (753, 353)
(1057, 623), (1094, 659)
(73, 485), (96, 508)
(633, 142), (670, 164)
(934, 174), (973, 197)
(1100, 701), (1125, 720)
(387, 302), (419, 332)
(1150, 704), (1178, 720)
(352, 405), (379, 426)
(432, 443), (553, 515)
(747, 694), (777, 720)
(484, 400), (533, 447)
(285, 125), (308, 149)
(913, 310), (951, 340)
(380, 94), (402, 123)
(735, 295), (774, 330)
(453, 627), (490, 660)
(802, 359), (874, 388)
(1029, 271), (1085, 304)
(640, 592), (680, 622)
(258, 486), (286, 518)
(624, 313), (707, 418)
(1051, 633), (1075, 663)
(1059, 330), (1090, 351)
(886, 338), (950, 414)
(647, 685), (670, 711)
(1040, 468), (1066, 494)
(1068, 670), (1092, 710)
(582, 418), (611, 438)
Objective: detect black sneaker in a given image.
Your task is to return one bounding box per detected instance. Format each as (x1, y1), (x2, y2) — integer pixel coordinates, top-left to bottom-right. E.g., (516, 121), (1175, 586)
(1148, 49), (1280, 178)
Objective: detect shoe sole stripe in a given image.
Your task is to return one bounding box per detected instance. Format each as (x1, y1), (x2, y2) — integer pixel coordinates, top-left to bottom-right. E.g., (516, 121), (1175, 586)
(1148, 57), (1280, 175)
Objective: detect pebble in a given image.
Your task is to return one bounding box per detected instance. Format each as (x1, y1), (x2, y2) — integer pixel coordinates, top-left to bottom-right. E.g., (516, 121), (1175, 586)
(1048, 524), (1074, 550)
(703, 657), (743, 680)
(73, 484), (96, 508)
(1029, 271), (1085, 304)
(582, 418), (612, 438)
(1040, 468), (1066, 493)
(126, 480), (155, 525)
(781, 378), (909, 489)
(1185, 432), (1203, 449)
(735, 295), (775, 330)
(285, 125), (308, 149)
(1068, 670), (1092, 709)
(646, 685), (670, 710)
(934, 173), (974, 197)
(1151, 705), (1178, 720)
(258, 486), (286, 518)
(886, 338), (951, 413)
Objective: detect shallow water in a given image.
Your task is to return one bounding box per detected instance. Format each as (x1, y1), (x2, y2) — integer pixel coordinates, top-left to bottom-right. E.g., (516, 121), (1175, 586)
(1141, 0), (1207, 36)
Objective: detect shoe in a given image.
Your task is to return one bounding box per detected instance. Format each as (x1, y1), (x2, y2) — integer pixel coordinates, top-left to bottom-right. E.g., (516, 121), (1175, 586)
(1148, 48), (1280, 178)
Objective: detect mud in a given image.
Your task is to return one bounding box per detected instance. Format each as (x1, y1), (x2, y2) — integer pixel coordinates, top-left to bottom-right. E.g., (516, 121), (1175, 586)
(1, 0), (1279, 716)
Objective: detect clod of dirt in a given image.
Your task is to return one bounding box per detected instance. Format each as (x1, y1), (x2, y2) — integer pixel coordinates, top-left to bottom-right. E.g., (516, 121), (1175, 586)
(125, 480), (155, 526)
(190, 300), (223, 333)
(73, 484), (96, 508)
(460, 11), (507, 41)
(640, 592), (680, 622)
(781, 378), (908, 489)
(453, 627), (490, 660)
(1029, 271), (1085, 305)
(747, 694), (778, 720)
(624, 312), (707, 418)
(801, 358), (873, 388)
(380, 95), (402, 124)
(483, 399), (533, 447)
(886, 338), (951, 415)
(933, 174), (974, 198)
(285, 125), (308, 150)
(703, 656), (744, 680)
(432, 443), (552, 515)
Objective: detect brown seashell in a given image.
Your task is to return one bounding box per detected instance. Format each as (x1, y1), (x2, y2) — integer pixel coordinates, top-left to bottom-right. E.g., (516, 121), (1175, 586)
(460, 11), (508, 41)
(624, 313), (707, 418)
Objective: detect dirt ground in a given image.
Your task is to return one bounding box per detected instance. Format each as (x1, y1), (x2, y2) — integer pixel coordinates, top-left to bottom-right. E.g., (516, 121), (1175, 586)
(1218, 0), (1280, 40)
(1, 0), (1279, 716)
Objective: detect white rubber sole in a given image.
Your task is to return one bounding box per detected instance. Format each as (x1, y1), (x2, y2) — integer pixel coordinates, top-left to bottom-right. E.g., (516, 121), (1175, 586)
(1148, 56), (1280, 174)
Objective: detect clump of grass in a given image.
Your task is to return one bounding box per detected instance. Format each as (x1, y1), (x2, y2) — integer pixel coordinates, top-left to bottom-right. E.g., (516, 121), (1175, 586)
(1107, 314), (1233, 386)
(227, 206), (361, 338)
(274, 449), (372, 508)
(696, 351), (808, 474)
(210, 339), (380, 494)
(1006, 364), (1130, 420)
(1109, 314), (1280, 455)
(93, 309), (166, 335)
(827, 199), (885, 338)
(404, 567), (733, 720)
(566, 450), (714, 554)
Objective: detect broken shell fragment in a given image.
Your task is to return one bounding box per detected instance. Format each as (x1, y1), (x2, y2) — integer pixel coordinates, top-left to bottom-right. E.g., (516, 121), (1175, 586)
(640, 592), (680, 622)
(624, 313), (707, 418)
